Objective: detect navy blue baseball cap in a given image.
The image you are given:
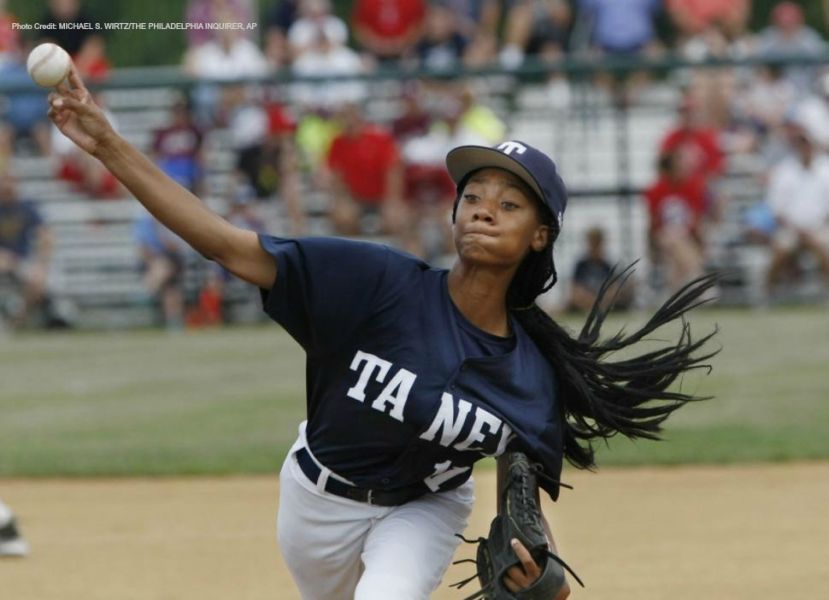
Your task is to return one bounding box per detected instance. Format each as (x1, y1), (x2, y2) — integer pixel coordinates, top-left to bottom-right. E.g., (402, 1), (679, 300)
(446, 140), (568, 232)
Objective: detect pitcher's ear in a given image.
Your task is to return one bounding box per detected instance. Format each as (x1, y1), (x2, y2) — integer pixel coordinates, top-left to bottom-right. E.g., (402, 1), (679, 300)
(531, 224), (550, 252)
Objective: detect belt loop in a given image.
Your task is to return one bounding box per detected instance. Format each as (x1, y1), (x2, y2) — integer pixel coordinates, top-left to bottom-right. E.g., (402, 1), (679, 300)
(316, 469), (330, 493)
(304, 445), (332, 493)
(366, 489), (374, 505)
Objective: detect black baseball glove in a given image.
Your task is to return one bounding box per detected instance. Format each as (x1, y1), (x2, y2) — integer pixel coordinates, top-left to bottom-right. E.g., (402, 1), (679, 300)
(451, 452), (583, 599)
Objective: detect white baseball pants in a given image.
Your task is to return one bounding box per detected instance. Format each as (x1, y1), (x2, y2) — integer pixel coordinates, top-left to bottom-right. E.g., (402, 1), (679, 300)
(276, 427), (475, 600)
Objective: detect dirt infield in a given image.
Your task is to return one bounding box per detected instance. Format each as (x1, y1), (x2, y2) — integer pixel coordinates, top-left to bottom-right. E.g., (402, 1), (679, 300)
(2, 462), (827, 599)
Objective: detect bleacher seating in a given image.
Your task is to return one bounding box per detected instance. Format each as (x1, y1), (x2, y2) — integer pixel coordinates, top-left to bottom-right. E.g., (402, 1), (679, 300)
(7, 77), (788, 329)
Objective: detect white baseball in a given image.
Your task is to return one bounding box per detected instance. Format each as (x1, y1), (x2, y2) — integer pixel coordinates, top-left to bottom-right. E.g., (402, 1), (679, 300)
(26, 43), (72, 88)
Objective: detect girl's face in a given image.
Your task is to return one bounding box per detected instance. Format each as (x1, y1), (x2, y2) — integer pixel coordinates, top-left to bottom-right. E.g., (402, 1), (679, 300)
(453, 168), (550, 268)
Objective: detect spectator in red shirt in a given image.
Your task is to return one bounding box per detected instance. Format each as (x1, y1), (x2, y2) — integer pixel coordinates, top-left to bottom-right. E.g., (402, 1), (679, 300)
(659, 95), (725, 185)
(645, 148), (708, 294)
(325, 104), (405, 235)
(351, 0), (426, 64)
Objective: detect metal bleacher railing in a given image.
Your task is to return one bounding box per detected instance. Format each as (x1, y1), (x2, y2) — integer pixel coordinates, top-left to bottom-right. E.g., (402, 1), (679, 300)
(2, 52), (823, 328)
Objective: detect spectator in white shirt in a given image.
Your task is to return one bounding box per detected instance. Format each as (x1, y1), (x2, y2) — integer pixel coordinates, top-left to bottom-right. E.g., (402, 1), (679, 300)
(291, 12), (367, 111)
(184, 14), (271, 126)
(288, 0), (349, 58)
(765, 120), (829, 293)
(185, 17), (270, 80)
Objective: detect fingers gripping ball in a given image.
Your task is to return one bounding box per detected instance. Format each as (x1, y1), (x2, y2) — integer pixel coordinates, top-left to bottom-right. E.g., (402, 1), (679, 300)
(27, 43), (71, 88)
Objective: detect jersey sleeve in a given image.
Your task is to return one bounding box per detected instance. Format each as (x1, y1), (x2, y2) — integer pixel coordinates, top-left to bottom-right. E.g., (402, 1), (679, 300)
(258, 235), (392, 356)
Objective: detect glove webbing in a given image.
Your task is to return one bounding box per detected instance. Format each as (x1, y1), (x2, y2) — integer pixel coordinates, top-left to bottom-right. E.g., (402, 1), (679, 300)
(450, 539), (584, 599)
(449, 463), (583, 599)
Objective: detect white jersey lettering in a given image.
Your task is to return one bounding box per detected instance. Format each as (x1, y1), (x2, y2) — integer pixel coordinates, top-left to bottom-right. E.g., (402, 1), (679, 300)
(346, 350), (391, 402)
(493, 421), (515, 457)
(419, 392), (473, 446)
(423, 460), (471, 492)
(454, 406), (503, 451)
(371, 367), (416, 422)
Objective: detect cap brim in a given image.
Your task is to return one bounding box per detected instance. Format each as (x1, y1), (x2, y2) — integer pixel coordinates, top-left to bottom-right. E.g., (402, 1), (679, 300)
(446, 145), (546, 209)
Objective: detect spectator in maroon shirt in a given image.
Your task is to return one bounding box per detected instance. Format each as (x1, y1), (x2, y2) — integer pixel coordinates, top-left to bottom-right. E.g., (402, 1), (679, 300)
(151, 96), (204, 195)
(392, 83), (433, 143)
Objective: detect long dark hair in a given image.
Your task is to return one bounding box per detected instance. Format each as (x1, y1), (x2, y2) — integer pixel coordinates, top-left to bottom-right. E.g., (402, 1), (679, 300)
(452, 188), (720, 470)
(513, 226), (718, 470)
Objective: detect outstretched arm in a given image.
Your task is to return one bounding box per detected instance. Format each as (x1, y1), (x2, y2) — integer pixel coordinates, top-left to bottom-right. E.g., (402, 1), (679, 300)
(47, 65), (277, 290)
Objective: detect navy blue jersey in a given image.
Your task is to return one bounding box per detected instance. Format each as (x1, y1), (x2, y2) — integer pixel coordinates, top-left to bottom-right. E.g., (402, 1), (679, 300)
(259, 235), (565, 499)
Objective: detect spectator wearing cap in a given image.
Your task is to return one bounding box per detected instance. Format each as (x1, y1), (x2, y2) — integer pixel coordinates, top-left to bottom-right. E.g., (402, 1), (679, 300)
(228, 88), (305, 235)
(755, 2), (826, 93)
(764, 120), (829, 296)
(325, 104), (405, 236)
(351, 0), (427, 65)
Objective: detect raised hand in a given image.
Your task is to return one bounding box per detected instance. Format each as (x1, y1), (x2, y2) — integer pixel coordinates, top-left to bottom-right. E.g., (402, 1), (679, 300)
(47, 63), (115, 156)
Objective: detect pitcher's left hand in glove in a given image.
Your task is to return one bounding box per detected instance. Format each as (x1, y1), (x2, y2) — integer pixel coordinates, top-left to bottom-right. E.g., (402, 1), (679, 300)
(452, 451), (584, 599)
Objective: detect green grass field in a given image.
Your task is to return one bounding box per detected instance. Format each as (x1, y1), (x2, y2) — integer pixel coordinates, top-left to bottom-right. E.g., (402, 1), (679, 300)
(1, 307), (828, 477)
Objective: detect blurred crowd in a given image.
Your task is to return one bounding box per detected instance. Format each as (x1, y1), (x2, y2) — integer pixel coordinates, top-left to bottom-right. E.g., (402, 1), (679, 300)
(3, 0), (829, 330)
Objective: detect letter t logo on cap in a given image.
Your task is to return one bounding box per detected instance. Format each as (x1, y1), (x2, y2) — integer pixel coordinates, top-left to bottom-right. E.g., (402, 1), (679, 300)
(497, 141), (527, 156)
